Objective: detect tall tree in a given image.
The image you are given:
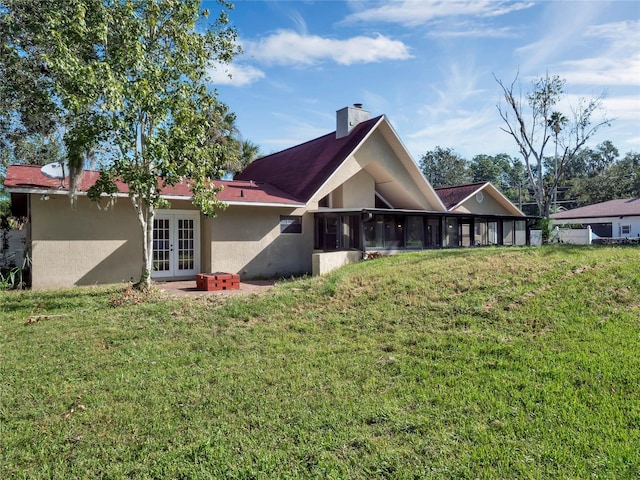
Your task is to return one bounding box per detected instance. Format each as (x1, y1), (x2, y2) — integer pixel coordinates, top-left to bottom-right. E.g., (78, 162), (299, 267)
(570, 151), (640, 206)
(495, 72), (610, 217)
(469, 153), (511, 190)
(2, 0), (241, 289)
(1, 0), (112, 192)
(469, 153), (530, 209)
(238, 140), (261, 171)
(419, 146), (470, 188)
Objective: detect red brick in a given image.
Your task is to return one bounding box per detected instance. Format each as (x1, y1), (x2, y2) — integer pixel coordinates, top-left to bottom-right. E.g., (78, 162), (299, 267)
(195, 273), (240, 291)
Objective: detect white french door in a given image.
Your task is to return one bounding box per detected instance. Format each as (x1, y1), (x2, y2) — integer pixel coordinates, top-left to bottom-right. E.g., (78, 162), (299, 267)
(152, 210), (200, 279)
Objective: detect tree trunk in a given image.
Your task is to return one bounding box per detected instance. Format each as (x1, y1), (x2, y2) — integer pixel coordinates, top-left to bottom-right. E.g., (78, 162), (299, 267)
(133, 197), (155, 290)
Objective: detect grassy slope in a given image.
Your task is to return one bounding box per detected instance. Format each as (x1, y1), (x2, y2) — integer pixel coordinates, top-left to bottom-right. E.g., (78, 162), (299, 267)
(0, 245), (639, 479)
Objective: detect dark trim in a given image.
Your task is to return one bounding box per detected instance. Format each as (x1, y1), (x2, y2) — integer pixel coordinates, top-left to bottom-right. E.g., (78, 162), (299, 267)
(313, 209), (535, 253)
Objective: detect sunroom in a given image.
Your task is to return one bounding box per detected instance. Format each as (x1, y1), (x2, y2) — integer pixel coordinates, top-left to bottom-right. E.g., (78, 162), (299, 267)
(313, 209), (530, 253)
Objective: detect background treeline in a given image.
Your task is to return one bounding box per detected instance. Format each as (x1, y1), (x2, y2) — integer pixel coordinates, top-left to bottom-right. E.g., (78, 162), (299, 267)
(419, 141), (640, 215)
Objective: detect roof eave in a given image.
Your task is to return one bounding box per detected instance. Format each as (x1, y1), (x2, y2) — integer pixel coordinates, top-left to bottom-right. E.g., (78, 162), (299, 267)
(222, 200), (305, 207)
(6, 187), (303, 208)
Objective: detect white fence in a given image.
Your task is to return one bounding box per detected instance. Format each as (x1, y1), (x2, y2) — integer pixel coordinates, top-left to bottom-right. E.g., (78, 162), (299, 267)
(549, 226), (593, 245)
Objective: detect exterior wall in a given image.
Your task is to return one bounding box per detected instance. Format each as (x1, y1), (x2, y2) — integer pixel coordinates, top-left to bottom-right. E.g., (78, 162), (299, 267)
(458, 193), (510, 215)
(335, 170), (375, 208)
(205, 205), (313, 278)
(30, 194), (142, 289)
(29, 195), (201, 289)
(343, 169), (375, 207)
(310, 153), (366, 209)
(551, 215), (640, 239)
(312, 250), (362, 276)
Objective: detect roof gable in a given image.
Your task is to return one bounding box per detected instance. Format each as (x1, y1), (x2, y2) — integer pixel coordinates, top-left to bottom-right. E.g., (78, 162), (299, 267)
(435, 182), (524, 216)
(235, 116), (383, 202)
(435, 182), (487, 209)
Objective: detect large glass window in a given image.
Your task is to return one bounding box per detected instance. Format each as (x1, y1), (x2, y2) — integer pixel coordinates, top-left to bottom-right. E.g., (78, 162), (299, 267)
(384, 215), (403, 248)
(425, 218), (440, 248)
(475, 220), (487, 246)
(315, 214), (361, 250)
(406, 216), (424, 248)
(461, 221), (472, 247)
(515, 220), (526, 245)
(488, 221), (498, 245)
(364, 215), (384, 248)
(445, 218), (459, 247)
(474, 219), (498, 246)
(503, 220), (514, 245)
(341, 215), (361, 249)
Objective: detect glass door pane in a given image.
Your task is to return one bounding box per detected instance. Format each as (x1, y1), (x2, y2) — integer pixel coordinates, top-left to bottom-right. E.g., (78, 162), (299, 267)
(153, 218), (171, 273)
(152, 212), (199, 279)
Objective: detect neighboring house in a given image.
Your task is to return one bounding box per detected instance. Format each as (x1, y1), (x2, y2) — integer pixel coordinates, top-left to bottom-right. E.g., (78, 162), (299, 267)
(435, 182), (528, 247)
(5, 105), (532, 289)
(550, 198), (640, 239)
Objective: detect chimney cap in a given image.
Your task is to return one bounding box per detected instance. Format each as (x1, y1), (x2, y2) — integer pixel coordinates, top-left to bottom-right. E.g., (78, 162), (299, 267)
(353, 103), (363, 109)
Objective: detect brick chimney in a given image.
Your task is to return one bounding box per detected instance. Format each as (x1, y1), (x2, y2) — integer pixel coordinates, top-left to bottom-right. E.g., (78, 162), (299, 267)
(336, 104), (371, 139)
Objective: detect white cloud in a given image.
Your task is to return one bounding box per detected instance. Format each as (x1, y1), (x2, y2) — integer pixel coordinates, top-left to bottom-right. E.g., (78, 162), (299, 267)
(255, 110), (334, 152)
(515, 5), (637, 79)
(555, 20), (640, 87)
(244, 30), (412, 66)
(344, 1), (534, 27)
(584, 20), (640, 51)
(208, 63), (265, 87)
(429, 24), (517, 38)
(406, 106), (505, 155)
(559, 54), (640, 87)
(601, 95), (640, 121)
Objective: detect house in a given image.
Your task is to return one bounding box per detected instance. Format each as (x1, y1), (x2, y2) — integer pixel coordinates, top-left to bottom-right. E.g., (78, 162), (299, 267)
(435, 182), (527, 246)
(550, 198), (640, 239)
(4, 105), (532, 289)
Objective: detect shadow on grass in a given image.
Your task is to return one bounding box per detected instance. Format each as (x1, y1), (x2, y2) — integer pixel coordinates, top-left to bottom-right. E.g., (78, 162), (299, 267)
(0, 285), (117, 314)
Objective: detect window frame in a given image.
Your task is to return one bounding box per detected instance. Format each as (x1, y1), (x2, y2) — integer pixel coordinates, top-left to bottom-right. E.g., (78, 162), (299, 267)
(280, 215), (302, 234)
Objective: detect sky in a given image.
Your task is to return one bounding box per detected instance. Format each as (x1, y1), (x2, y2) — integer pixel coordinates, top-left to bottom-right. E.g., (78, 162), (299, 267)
(204, 0), (640, 162)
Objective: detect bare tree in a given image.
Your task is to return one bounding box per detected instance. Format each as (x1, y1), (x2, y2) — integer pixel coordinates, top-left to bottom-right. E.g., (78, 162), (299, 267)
(494, 72), (610, 217)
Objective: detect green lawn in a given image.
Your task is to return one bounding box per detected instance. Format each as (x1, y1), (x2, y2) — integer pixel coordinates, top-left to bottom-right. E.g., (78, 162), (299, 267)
(1, 245), (639, 479)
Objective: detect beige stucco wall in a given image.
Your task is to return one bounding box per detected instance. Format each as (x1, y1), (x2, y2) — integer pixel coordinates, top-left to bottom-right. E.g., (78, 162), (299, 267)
(30, 195), (202, 289)
(205, 205), (313, 278)
(312, 250), (362, 276)
(339, 169), (376, 208)
(30, 194), (142, 289)
(457, 193), (510, 215)
(326, 170), (375, 209)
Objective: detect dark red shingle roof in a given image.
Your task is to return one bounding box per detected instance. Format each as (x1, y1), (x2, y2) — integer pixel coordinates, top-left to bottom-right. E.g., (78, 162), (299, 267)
(435, 182), (487, 209)
(4, 165), (302, 205)
(235, 116), (383, 202)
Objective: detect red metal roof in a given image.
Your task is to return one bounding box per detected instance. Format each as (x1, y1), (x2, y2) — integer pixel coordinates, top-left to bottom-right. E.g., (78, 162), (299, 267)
(235, 115), (383, 202)
(4, 164), (302, 205)
(435, 182), (487, 210)
(551, 198), (640, 219)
